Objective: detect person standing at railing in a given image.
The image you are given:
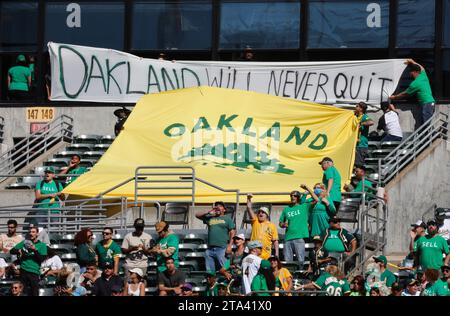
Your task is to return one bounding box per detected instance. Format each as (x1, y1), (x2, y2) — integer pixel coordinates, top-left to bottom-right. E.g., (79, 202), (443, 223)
(246, 194), (279, 260)
(7, 54), (31, 101)
(58, 154), (88, 187)
(354, 102), (374, 166)
(34, 166), (65, 226)
(319, 157), (342, 211)
(390, 59), (435, 128)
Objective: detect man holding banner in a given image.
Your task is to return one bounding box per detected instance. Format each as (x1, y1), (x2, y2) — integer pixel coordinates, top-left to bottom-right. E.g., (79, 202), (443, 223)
(354, 102), (374, 166)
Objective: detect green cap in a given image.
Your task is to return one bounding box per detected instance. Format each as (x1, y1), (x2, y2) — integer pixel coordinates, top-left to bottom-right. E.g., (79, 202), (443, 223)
(260, 260), (271, 269)
(44, 166), (55, 173)
(373, 255), (387, 265)
(16, 54), (26, 62)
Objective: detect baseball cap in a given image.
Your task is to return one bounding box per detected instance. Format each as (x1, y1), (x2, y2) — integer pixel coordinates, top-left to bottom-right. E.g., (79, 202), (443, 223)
(247, 240), (263, 250)
(111, 284), (122, 293)
(129, 268), (143, 278)
(257, 207), (270, 216)
(181, 283), (193, 291)
(16, 54), (26, 62)
(373, 255), (387, 265)
(407, 278), (419, 286)
(134, 218), (145, 228)
(260, 260), (271, 269)
(155, 221), (168, 233)
(427, 220), (438, 226)
(411, 220), (426, 229)
(312, 235), (323, 242)
(319, 157), (333, 165)
(233, 233), (245, 241)
(44, 166), (55, 174)
(329, 216), (341, 223)
(103, 262), (114, 269)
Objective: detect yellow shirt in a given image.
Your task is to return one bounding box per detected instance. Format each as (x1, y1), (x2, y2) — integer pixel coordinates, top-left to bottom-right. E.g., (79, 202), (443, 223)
(250, 219), (279, 260)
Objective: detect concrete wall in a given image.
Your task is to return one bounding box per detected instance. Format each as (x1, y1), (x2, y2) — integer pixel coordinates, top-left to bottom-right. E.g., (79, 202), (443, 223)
(385, 139), (450, 254)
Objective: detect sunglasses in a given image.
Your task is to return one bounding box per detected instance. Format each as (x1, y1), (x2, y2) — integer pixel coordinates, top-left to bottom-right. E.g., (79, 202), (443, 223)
(7, 226), (16, 229)
(102, 232), (112, 235)
(12, 286), (20, 289)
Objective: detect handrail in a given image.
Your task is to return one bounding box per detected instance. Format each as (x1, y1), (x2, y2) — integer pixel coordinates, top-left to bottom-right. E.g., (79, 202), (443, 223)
(0, 115), (73, 179)
(0, 116), (4, 143)
(377, 111), (448, 185)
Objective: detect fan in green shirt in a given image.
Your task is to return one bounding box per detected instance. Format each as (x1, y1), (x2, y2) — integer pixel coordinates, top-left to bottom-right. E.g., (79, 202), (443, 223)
(250, 260), (274, 296)
(96, 227), (122, 274)
(304, 265), (351, 296)
(34, 167), (64, 222)
(373, 255), (397, 287)
(422, 269), (450, 296)
(414, 221), (450, 270)
(58, 154), (89, 186)
(319, 157), (342, 205)
(8, 54), (31, 92)
(344, 165), (375, 200)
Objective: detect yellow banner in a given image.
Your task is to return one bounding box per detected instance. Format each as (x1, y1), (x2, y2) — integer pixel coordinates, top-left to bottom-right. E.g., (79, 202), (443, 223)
(64, 86), (358, 202)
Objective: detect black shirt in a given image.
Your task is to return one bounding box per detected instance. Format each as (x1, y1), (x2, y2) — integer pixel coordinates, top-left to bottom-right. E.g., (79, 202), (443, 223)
(157, 269), (185, 288)
(92, 274), (123, 296)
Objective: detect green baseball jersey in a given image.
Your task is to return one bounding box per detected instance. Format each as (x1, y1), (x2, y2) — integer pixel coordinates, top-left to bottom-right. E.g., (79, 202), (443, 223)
(204, 283), (219, 296)
(314, 272), (350, 296)
(323, 230), (346, 252)
(13, 240), (47, 275)
(203, 215), (235, 248)
(422, 279), (450, 296)
(357, 114), (372, 148)
(156, 233), (180, 272)
(8, 65), (30, 91)
(322, 166), (342, 202)
(414, 235), (449, 270)
(380, 269), (397, 287)
(65, 166), (88, 186)
(405, 70), (435, 105)
(279, 203), (310, 241)
(96, 240), (122, 267)
(35, 180), (64, 212)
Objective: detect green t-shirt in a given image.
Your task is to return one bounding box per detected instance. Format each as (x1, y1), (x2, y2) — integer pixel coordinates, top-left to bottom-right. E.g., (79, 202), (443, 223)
(8, 65), (31, 91)
(29, 63), (35, 82)
(35, 180), (64, 212)
(203, 215), (235, 248)
(156, 233), (180, 272)
(65, 166), (88, 186)
(322, 166), (342, 202)
(357, 114), (372, 148)
(405, 70), (435, 105)
(13, 240), (47, 275)
(353, 179), (373, 194)
(323, 230), (346, 253)
(76, 243), (97, 267)
(279, 203), (310, 241)
(414, 235), (449, 270)
(204, 284), (219, 296)
(314, 272), (350, 296)
(422, 279), (450, 296)
(380, 269), (397, 287)
(95, 240), (122, 268)
(251, 274), (271, 296)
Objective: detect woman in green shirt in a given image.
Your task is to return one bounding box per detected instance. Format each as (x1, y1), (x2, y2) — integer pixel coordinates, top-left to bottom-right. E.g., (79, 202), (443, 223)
(349, 275), (366, 296)
(301, 183), (336, 237)
(74, 228), (97, 273)
(7, 54), (31, 100)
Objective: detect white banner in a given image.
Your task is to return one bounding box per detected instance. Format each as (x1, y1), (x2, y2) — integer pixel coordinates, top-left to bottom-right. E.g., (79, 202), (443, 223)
(49, 42), (407, 105)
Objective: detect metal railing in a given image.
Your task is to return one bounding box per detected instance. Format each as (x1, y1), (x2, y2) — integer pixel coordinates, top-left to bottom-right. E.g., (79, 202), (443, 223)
(0, 115), (4, 144)
(377, 111), (448, 185)
(0, 115), (73, 182)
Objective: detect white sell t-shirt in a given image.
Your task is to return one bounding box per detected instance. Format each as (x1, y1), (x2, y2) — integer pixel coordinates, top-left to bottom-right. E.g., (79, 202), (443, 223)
(384, 111), (403, 138)
(241, 253), (262, 294)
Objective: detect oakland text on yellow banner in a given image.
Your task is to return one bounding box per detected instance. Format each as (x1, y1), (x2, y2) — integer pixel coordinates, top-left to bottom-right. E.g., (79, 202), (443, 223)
(64, 86), (359, 202)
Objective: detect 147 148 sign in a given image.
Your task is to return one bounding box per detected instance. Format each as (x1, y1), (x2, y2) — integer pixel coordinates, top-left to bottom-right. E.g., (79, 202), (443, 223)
(26, 107), (55, 123)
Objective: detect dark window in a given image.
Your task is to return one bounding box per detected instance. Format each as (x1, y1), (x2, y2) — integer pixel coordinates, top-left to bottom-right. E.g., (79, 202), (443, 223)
(132, 1), (212, 50)
(0, 1), (38, 52)
(396, 0), (435, 48)
(45, 2), (125, 50)
(219, 1), (300, 50)
(308, 0), (389, 48)
(443, 51), (450, 98)
(444, 0), (450, 47)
